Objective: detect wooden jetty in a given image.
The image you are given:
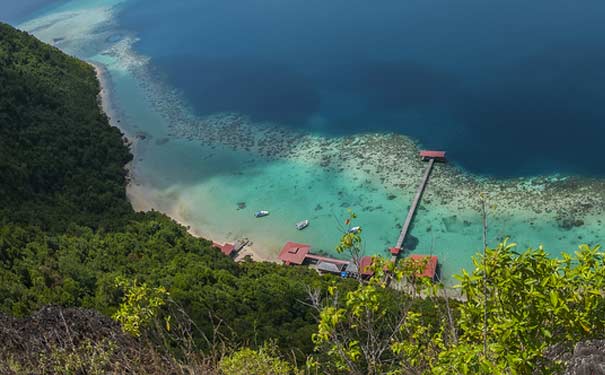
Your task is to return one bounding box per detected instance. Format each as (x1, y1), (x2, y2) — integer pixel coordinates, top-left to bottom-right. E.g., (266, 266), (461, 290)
(391, 150), (445, 263)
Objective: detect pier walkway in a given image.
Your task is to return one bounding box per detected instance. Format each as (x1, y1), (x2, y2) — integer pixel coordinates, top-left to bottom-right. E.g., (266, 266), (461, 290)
(391, 151), (445, 264)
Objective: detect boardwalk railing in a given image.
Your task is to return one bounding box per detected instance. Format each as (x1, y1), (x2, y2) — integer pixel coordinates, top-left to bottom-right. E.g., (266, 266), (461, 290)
(392, 158), (436, 263)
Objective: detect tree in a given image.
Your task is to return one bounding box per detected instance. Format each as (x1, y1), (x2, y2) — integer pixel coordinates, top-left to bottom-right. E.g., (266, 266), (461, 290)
(112, 277), (169, 338)
(434, 241), (605, 374)
(310, 256), (450, 375)
(335, 210), (364, 277)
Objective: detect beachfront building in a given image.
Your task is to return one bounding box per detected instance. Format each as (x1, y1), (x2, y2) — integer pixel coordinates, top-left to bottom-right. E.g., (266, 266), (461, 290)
(278, 241), (439, 281)
(278, 241), (356, 277)
(342, 256), (376, 279)
(278, 241), (349, 267)
(354, 254), (439, 281)
(213, 241), (236, 257)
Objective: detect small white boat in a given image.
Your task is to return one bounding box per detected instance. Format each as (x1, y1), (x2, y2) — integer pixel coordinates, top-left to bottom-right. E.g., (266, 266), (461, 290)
(255, 210), (270, 218)
(348, 226), (361, 234)
(296, 220), (309, 230)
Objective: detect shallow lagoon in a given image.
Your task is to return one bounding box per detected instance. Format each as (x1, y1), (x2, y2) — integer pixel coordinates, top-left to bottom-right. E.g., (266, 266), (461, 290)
(16, 0), (605, 282)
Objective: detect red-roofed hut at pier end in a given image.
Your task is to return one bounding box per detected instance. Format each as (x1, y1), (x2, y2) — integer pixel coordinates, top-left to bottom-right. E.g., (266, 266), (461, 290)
(419, 150), (446, 162)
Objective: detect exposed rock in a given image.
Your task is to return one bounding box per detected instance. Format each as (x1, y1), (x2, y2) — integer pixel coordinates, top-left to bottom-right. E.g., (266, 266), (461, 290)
(0, 306), (177, 373)
(564, 340), (605, 375)
(544, 340), (605, 375)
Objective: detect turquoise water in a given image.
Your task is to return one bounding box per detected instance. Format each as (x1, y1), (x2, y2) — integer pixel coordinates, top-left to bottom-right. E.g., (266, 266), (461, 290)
(15, 0), (605, 283)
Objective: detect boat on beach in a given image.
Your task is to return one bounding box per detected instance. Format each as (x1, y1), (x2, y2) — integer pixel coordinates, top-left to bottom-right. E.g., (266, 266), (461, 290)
(296, 219), (309, 230)
(255, 210), (270, 218)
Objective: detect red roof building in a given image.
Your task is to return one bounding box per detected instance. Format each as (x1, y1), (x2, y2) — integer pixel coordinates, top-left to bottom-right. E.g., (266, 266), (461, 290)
(278, 242), (312, 265)
(407, 255), (439, 280)
(279, 241), (351, 267)
(213, 241), (236, 257)
(419, 150), (446, 161)
(389, 247), (400, 255)
(359, 256), (375, 277)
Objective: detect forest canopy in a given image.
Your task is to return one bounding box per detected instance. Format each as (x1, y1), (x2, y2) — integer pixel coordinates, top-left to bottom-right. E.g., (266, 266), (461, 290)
(0, 22), (133, 231)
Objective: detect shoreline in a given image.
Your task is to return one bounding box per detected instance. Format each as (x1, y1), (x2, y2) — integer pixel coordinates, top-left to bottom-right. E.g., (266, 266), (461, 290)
(90, 47), (605, 278)
(22, 0), (597, 284)
(92, 61), (279, 264)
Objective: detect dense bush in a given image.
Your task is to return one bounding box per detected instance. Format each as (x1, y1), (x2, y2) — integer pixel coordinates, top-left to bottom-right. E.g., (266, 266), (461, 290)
(0, 213), (346, 355)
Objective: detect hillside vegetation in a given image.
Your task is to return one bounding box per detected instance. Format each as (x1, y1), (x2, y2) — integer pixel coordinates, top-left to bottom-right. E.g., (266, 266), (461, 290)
(0, 23), (133, 231)
(1, 22), (605, 375)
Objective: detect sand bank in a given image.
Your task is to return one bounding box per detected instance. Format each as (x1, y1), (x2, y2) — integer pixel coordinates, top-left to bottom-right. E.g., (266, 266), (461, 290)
(93, 61), (278, 263)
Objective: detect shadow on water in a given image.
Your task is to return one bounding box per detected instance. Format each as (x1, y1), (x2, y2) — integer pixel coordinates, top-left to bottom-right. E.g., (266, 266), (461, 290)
(152, 56), (321, 125)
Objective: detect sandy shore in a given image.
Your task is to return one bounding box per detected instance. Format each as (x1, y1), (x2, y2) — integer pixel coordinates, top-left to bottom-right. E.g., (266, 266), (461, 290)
(92, 62), (279, 264)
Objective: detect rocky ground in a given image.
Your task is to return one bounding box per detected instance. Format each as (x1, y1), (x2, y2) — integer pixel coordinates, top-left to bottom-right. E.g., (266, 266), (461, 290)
(2, 306), (604, 374)
(0, 306), (186, 374)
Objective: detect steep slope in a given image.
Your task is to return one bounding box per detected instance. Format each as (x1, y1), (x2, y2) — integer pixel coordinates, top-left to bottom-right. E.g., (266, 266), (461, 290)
(0, 22), (133, 231)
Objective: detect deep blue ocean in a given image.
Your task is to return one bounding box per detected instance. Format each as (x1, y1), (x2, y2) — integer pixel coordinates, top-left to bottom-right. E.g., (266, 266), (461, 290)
(9, 0), (605, 177)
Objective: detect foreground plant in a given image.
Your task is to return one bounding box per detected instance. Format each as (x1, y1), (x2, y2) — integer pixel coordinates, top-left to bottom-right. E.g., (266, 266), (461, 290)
(112, 277), (169, 337)
(434, 241), (605, 374)
(309, 256), (449, 375)
(220, 342), (302, 375)
(311, 240), (605, 374)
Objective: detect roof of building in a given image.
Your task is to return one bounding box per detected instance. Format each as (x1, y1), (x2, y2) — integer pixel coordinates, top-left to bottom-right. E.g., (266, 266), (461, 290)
(419, 150), (446, 159)
(316, 261), (345, 274)
(359, 256), (375, 276)
(306, 253), (351, 265)
(390, 247), (400, 255)
(408, 255), (438, 279)
(344, 262), (358, 274)
(213, 241), (236, 256)
(278, 242), (312, 265)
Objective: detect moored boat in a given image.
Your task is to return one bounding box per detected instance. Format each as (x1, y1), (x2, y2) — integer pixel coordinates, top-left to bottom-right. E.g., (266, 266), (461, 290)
(255, 210), (270, 218)
(348, 226), (361, 234)
(296, 219), (309, 230)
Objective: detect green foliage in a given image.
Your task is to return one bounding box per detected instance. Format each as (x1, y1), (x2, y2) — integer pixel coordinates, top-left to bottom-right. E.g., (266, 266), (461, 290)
(219, 342), (301, 375)
(335, 210), (362, 264)
(433, 241), (605, 374)
(311, 258), (451, 375)
(38, 338), (117, 375)
(112, 277), (169, 337)
(0, 215), (340, 356)
(0, 22), (133, 232)
(313, 240), (605, 374)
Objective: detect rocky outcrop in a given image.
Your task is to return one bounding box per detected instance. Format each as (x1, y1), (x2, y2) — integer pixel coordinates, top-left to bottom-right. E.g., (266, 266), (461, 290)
(0, 306), (178, 374)
(563, 340), (605, 375)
